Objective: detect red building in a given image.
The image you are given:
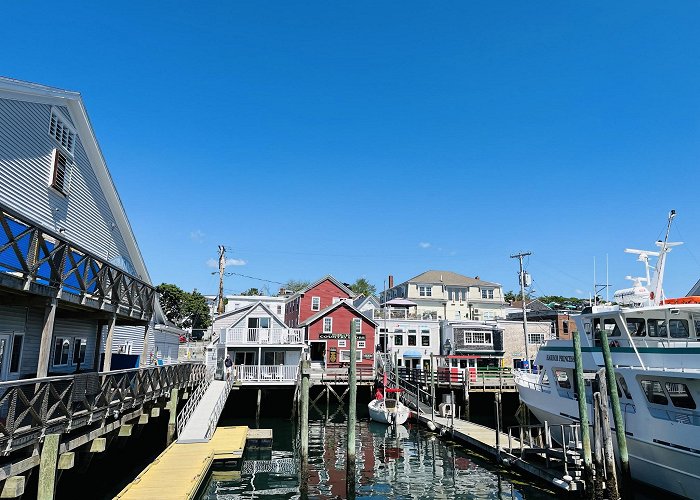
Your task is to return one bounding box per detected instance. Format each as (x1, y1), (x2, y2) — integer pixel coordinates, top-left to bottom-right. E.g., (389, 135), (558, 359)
(284, 275), (354, 327)
(299, 300), (377, 368)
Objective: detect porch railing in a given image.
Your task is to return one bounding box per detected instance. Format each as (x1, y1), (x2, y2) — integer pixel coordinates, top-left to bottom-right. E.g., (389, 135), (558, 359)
(0, 362), (205, 454)
(225, 328), (304, 345)
(0, 203), (155, 319)
(234, 365), (299, 383)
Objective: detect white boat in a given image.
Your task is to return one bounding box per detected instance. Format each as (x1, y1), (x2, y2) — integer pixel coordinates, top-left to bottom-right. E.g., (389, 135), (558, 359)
(368, 397), (410, 425)
(515, 210), (700, 498)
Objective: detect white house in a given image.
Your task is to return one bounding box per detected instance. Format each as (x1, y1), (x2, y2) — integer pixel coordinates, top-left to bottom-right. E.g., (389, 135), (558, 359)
(0, 77), (178, 379)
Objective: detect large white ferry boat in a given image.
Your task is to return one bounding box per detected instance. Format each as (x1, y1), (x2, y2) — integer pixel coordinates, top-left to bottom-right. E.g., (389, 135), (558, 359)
(515, 211), (700, 498)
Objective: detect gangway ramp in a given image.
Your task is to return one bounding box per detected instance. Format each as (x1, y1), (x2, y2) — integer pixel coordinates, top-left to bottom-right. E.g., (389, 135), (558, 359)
(178, 378), (233, 443)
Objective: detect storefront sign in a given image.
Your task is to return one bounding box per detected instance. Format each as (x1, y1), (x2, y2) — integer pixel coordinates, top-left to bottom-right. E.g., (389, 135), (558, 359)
(319, 333), (366, 340)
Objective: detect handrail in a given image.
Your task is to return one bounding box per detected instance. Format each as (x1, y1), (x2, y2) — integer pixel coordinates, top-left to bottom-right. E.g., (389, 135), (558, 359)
(204, 374), (234, 441)
(176, 365), (214, 436)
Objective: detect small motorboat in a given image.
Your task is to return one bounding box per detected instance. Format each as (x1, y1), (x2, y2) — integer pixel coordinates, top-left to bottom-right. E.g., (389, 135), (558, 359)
(368, 389), (410, 425)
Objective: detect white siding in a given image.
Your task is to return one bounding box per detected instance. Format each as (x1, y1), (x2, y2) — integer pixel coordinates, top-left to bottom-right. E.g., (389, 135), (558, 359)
(51, 317), (97, 374)
(0, 98), (135, 275)
(0, 305), (29, 381)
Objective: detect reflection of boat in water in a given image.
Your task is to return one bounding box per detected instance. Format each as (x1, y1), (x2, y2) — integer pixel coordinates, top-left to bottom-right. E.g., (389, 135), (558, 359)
(368, 397), (410, 425)
(368, 421), (409, 440)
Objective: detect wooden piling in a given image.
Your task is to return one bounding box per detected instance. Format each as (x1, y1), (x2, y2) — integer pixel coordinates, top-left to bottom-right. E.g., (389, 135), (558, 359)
(37, 434), (60, 500)
(430, 353), (435, 423)
(166, 388), (179, 446)
(256, 388), (262, 424)
(598, 329), (631, 499)
(596, 368), (620, 500)
(593, 392), (605, 500)
(300, 360), (310, 498)
(572, 331), (594, 497)
(346, 320), (357, 499)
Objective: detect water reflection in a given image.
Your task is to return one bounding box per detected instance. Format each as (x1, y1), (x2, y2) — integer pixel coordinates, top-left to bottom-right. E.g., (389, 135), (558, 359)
(198, 417), (555, 499)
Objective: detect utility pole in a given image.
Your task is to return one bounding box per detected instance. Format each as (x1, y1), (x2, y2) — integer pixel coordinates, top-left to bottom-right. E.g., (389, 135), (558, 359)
(510, 251), (532, 372)
(217, 245), (226, 315)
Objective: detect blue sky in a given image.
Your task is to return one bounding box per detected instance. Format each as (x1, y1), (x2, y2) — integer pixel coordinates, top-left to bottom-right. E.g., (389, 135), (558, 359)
(5, 2), (700, 298)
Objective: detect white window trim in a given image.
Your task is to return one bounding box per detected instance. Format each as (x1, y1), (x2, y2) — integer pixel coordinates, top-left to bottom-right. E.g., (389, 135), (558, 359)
(358, 340), (366, 348)
(52, 337), (72, 367)
(352, 318), (362, 334)
(338, 340), (347, 348)
(323, 317), (333, 333)
(49, 148), (73, 195)
(311, 296), (320, 311)
(340, 349), (362, 362)
(463, 331), (492, 345)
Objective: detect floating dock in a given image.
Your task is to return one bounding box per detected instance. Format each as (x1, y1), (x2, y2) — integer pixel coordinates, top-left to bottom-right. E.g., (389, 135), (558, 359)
(115, 426), (249, 500)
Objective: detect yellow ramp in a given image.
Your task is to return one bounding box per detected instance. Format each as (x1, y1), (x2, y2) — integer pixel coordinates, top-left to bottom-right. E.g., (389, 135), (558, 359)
(115, 426), (248, 500)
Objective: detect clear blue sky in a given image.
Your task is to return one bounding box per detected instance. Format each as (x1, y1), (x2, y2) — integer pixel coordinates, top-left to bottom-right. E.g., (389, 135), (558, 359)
(5, 2), (700, 299)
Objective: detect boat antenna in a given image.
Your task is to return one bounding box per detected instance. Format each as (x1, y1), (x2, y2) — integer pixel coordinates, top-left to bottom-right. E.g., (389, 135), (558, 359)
(649, 210), (681, 305)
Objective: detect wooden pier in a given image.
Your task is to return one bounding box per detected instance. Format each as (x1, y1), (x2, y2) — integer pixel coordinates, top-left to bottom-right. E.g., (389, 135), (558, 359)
(115, 426), (250, 500)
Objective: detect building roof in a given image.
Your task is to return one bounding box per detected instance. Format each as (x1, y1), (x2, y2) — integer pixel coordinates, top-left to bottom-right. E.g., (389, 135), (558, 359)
(509, 299), (552, 312)
(298, 300), (378, 328)
(289, 275), (356, 301)
(385, 298), (417, 306)
(0, 77), (150, 283)
(353, 295), (380, 309)
(402, 270), (500, 288)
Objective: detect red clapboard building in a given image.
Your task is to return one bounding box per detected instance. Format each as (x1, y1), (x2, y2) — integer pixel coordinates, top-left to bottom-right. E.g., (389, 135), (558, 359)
(284, 275), (354, 327)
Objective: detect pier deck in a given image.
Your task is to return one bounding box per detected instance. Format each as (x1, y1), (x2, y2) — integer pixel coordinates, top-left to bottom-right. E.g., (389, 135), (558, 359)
(115, 426), (248, 500)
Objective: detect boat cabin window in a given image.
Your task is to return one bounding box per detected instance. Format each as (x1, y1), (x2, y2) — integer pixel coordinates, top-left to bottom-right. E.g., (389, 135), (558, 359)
(617, 375), (632, 400)
(540, 369), (550, 386)
(665, 382), (696, 409)
(648, 319), (689, 338)
(605, 319), (621, 337)
(625, 318), (646, 337)
(554, 369), (571, 389)
(640, 379), (668, 405)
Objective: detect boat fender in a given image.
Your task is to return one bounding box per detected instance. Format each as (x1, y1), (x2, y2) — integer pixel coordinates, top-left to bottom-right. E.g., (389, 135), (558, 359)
(427, 420), (437, 432)
(650, 291), (655, 300)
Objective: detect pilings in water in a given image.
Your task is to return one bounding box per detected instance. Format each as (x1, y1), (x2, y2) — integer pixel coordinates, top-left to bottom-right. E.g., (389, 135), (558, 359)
(166, 388), (179, 446)
(595, 368), (620, 500)
(37, 434), (60, 500)
(599, 329), (631, 499)
(346, 321), (357, 499)
(572, 331), (594, 497)
(299, 360), (310, 498)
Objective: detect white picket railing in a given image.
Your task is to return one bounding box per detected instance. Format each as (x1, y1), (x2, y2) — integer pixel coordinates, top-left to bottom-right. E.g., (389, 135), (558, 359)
(234, 365), (299, 383)
(225, 328), (304, 345)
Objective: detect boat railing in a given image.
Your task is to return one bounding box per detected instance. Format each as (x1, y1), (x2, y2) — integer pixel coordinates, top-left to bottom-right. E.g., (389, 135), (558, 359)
(513, 371), (551, 394)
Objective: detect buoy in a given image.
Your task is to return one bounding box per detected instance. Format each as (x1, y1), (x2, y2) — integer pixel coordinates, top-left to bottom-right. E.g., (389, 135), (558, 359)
(427, 421), (436, 431)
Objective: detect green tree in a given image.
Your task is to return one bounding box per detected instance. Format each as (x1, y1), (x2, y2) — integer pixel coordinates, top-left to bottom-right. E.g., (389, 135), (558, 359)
(284, 279), (310, 293)
(349, 278), (376, 297)
(240, 287), (260, 296)
(156, 283), (211, 329)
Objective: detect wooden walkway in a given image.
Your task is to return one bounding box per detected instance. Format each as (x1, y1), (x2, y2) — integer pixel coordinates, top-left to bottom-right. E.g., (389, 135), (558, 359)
(115, 426), (248, 500)
(178, 379), (230, 443)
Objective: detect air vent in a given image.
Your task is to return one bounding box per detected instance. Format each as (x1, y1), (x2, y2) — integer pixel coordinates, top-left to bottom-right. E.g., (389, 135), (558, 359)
(49, 110), (75, 154)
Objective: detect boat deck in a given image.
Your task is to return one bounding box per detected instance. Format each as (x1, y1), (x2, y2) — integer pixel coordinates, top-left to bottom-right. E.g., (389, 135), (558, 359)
(115, 426), (248, 500)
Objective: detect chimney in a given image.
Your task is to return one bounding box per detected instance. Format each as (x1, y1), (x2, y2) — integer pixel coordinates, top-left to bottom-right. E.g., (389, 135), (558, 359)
(389, 275), (394, 288)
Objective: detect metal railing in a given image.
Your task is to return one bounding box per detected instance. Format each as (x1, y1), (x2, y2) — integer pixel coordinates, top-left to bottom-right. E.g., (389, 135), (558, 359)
(0, 362), (205, 454)
(176, 365), (215, 436)
(235, 365), (300, 383)
(373, 309), (439, 320)
(225, 328), (304, 345)
(204, 374), (234, 441)
(397, 367), (515, 390)
(0, 203), (155, 319)
(321, 366), (375, 383)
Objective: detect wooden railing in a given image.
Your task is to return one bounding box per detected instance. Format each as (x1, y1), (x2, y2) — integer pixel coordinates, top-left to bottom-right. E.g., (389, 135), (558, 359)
(0, 203), (155, 319)
(398, 367), (515, 390)
(0, 363), (205, 454)
(321, 366), (375, 383)
(225, 328), (304, 345)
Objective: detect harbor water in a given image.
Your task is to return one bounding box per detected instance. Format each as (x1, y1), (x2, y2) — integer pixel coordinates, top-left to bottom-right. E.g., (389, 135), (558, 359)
(198, 398), (558, 499)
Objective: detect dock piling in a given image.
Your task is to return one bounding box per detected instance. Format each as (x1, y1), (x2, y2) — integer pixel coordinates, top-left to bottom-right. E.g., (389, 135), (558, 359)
(599, 329), (631, 499)
(593, 392), (605, 500)
(572, 331), (594, 498)
(346, 320), (357, 499)
(300, 360), (310, 498)
(37, 434), (60, 500)
(166, 388), (179, 446)
(256, 389), (262, 424)
(595, 368), (620, 500)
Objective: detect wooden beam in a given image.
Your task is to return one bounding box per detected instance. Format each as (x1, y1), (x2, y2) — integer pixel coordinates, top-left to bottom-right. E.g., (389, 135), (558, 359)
(102, 314), (116, 372)
(89, 438), (106, 453)
(36, 299), (57, 379)
(57, 452), (75, 471)
(0, 476), (25, 498)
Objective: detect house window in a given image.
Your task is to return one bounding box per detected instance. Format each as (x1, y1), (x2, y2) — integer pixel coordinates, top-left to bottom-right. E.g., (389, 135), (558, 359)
(528, 333), (546, 344)
(323, 317), (332, 333)
(263, 351), (285, 365)
(49, 109), (75, 154)
(563, 321), (569, 334)
(418, 285), (432, 297)
(358, 340), (366, 348)
(340, 350), (362, 362)
(408, 335), (417, 346)
(421, 335), (430, 346)
(338, 340), (347, 348)
(277, 305), (282, 314)
(463, 331), (492, 344)
(483, 311), (495, 320)
(352, 318), (362, 334)
(9, 335), (23, 373)
(394, 335), (403, 346)
(481, 289), (494, 299)
(73, 338), (87, 364)
(53, 338), (71, 366)
(50, 148), (71, 194)
(311, 297), (320, 311)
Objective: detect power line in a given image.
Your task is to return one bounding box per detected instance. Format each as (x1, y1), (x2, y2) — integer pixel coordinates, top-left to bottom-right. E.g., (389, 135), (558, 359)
(224, 272), (285, 286)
